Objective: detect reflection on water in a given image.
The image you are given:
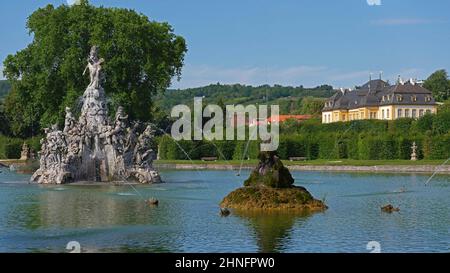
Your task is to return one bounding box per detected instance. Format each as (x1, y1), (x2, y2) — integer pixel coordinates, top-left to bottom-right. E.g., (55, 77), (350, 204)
(340, 190), (414, 198)
(234, 210), (311, 253)
(10, 186), (156, 229)
(0, 168), (449, 253)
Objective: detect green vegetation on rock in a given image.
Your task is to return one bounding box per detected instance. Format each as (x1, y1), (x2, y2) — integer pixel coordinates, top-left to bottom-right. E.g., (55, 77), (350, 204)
(220, 186), (327, 211)
(221, 149), (327, 211)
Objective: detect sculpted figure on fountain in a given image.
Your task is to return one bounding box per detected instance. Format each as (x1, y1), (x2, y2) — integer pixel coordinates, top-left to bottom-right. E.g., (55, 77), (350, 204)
(31, 46), (161, 184)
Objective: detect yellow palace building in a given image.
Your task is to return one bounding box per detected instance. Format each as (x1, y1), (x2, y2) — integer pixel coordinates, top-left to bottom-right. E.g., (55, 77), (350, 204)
(322, 78), (438, 123)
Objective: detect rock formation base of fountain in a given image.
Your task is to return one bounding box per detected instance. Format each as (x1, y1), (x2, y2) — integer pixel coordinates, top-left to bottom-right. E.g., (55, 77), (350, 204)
(221, 150), (327, 211)
(31, 46), (161, 185)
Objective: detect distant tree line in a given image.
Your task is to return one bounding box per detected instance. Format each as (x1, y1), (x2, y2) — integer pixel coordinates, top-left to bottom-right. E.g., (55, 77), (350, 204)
(155, 83), (334, 114)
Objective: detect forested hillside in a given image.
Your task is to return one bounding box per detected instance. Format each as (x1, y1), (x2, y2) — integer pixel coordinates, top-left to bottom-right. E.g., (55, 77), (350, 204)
(155, 83), (334, 114)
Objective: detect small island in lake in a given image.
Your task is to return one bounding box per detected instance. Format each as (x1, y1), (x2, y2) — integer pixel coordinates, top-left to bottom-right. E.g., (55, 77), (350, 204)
(221, 149), (328, 211)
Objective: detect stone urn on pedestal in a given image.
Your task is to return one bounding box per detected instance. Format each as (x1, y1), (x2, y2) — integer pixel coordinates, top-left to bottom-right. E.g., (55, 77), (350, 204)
(411, 141), (418, 161)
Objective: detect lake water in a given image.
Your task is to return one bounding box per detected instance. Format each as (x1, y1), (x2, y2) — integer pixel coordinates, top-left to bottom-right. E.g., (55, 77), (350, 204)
(0, 167), (448, 253)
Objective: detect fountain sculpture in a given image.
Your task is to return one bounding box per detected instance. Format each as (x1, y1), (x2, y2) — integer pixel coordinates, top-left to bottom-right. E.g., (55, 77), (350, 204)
(31, 46), (162, 184)
(221, 148), (327, 211)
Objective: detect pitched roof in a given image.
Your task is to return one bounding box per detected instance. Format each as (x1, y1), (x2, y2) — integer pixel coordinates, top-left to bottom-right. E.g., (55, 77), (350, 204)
(323, 79), (437, 111)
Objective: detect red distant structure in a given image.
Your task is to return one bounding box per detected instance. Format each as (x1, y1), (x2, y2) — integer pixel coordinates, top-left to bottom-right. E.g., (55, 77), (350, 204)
(266, 115), (313, 123)
(249, 115), (313, 126)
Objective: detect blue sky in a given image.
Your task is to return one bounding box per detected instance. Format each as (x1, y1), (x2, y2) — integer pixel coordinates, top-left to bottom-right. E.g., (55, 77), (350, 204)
(1, 0), (449, 89)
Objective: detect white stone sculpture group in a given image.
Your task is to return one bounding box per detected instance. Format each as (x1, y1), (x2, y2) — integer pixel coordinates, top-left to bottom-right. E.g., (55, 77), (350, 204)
(31, 46), (162, 184)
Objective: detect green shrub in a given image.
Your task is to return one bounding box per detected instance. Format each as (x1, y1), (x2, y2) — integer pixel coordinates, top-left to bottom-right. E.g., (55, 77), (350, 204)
(397, 137), (412, 160)
(345, 134), (359, 159)
(211, 140), (236, 160)
(414, 114), (433, 133)
(26, 136), (42, 154)
(157, 136), (170, 159)
(4, 138), (23, 159)
(306, 136), (320, 160)
(233, 140), (260, 160)
(0, 135), (30, 159)
(423, 133), (450, 159)
(389, 118), (414, 135)
(376, 135), (396, 159)
(432, 110), (450, 135)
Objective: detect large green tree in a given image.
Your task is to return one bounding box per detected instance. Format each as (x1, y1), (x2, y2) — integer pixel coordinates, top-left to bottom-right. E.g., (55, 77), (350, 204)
(3, 0), (187, 137)
(298, 96), (327, 115)
(423, 69), (450, 102)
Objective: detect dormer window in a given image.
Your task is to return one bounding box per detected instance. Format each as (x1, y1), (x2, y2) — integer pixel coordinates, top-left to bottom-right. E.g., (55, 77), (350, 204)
(382, 96), (385, 102)
(411, 95), (417, 102)
(397, 95), (403, 102)
(425, 96), (432, 102)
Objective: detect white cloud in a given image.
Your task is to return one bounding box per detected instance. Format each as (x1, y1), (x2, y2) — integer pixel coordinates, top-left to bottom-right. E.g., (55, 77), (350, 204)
(171, 64), (328, 89)
(330, 70), (371, 81)
(170, 64), (431, 90)
(367, 0), (382, 6)
(66, 0), (82, 6)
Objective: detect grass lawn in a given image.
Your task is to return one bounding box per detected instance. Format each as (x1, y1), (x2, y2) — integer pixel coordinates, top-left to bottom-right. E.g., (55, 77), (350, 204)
(155, 159), (447, 166)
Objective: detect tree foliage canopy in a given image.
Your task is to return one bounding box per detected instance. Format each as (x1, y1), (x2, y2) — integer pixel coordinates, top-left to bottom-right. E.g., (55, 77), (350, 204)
(423, 69), (450, 102)
(3, 0), (187, 137)
(0, 80), (11, 99)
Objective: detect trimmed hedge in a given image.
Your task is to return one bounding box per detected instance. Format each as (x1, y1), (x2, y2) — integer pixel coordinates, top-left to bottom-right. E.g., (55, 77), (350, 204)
(423, 133), (450, 159)
(156, 110), (450, 161)
(156, 132), (449, 161)
(0, 136), (23, 159)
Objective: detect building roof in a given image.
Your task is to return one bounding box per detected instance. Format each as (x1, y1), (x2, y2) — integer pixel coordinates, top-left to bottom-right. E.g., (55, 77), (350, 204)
(323, 79), (437, 111)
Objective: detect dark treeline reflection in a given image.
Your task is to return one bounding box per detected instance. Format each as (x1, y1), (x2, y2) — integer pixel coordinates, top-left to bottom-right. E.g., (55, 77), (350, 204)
(234, 210), (312, 253)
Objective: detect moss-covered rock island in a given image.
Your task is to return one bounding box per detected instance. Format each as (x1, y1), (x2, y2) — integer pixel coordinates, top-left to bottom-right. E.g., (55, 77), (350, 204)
(221, 150), (328, 211)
